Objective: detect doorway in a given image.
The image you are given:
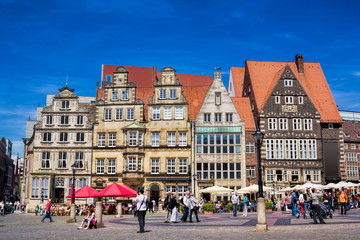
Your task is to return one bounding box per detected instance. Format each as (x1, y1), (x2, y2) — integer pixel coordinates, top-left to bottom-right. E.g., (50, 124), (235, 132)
(202, 193), (210, 202)
(150, 184), (160, 206)
(54, 188), (64, 203)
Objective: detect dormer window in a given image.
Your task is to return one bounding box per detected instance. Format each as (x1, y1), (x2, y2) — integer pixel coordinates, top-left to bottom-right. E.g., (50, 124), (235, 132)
(122, 90), (129, 100)
(284, 79), (293, 87)
(356, 133), (360, 138)
(61, 100), (70, 109)
(159, 89), (166, 99)
(111, 91), (118, 101)
(169, 89), (176, 99)
(344, 132), (350, 137)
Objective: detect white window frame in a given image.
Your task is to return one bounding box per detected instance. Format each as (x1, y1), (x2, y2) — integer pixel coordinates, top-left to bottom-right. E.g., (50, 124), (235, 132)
(77, 116), (84, 125)
(61, 100), (70, 109)
(169, 89), (176, 99)
(59, 132), (68, 142)
(215, 113), (222, 122)
(284, 79), (293, 87)
(127, 108), (134, 120)
(43, 132), (52, 142)
(279, 118), (288, 130)
(215, 92), (221, 105)
(108, 159), (116, 174)
(41, 152), (50, 168)
(46, 115), (53, 125)
(175, 107), (183, 119)
(128, 157), (137, 171)
(151, 132), (160, 147)
(60, 115), (69, 125)
(104, 108), (112, 121)
(58, 152), (67, 168)
(226, 113), (233, 122)
(179, 132), (187, 146)
(116, 108), (123, 120)
(167, 132), (176, 146)
(75, 152), (84, 168)
(164, 107), (172, 120)
(268, 118), (277, 130)
(97, 133), (106, 147)
(151, 159), (160, 174)
(152, 108), (160, 120)
(304, 119), (313, 130)
(204, 113), (211, 122)
(31, 177), (40, 198)
(275, 96), (280, 104)
(111, 91), (118, 101)
(96, 159), (104, 174)
(76, 132), (85, 142)
(298, 96), (304, 104)
(179, 158), (188, 174)
(266, 170), (274, 181)
(293, 118), (302, 130)
(245, 141), (255, 153)
(122, 90), (129, 100)
(167, 158), (176, 174)
(159, 89), (166, 99)
(285, 96), (294, 104)
(128, 132), (137, 146)
(108, 133), (117, 147)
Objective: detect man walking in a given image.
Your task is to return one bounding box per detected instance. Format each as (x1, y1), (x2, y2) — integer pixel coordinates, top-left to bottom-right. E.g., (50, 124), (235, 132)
(181, 191), (191, 222)
(164, 191), (172, 223)
(41, 199), (54, 223)
(310, 188), (326, 224)
(338, 188), (348, 215)
(291, 190), (298, 217)
(231, 192), (240, 217)
(189, 193), (200, 222)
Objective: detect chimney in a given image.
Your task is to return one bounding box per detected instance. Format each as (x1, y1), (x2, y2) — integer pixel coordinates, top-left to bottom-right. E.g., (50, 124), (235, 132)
(295, 54), (304, 73)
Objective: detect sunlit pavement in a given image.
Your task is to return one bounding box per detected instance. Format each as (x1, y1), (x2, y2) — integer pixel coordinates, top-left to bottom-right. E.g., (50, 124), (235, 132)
(1, 209), (360, 240)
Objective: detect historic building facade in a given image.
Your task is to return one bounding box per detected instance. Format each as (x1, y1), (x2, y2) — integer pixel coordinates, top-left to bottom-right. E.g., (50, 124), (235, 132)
(24, 87), (95, 208)
(229, 55), (343, 189)
(342, 120), (360, 181)
(194, 71), (246, 201)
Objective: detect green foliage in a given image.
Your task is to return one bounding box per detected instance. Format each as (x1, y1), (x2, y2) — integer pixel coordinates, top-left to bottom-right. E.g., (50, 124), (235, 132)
(265, 202), (273, 209)
(227, 202), (233, 210)
(179, 205), (184, 211)
(202, 204), (215, 211)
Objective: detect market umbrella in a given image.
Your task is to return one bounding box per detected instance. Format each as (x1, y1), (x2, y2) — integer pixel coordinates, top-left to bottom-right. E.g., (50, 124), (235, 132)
(334, 181), (358, 189)
(97, 183), (137, 197)
(237, 184), (273, 193)
(65, 185), (100, 198)
(199, 185), (233, 193)
(293, 182), (325, 190)
(323, 183), (337, 189)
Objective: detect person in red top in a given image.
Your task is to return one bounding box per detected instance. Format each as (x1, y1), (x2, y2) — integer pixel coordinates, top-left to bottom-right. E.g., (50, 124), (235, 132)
(41, 199), (54, 223)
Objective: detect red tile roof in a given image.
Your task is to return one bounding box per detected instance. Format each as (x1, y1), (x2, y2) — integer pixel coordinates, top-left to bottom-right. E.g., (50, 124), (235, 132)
(183, 86), (211, 121)
(231, 97), (256, 131)
(342, 122), (360, 142)
(234, 60), (342, 123)
(230, 67), (245, 97)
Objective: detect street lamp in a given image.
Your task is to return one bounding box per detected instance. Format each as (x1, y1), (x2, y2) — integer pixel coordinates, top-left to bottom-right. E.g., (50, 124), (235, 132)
(272, 180), (276, 199)
(41, 188), (44, 203)
(67, 163), (77, 223)
(252, 129), (267, 231)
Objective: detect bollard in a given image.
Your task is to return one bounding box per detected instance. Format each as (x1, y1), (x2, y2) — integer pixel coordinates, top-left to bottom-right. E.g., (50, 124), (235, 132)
(95, 201), (105, 228)
(256, 197), (268, 231)
(115, 202), (122, 218)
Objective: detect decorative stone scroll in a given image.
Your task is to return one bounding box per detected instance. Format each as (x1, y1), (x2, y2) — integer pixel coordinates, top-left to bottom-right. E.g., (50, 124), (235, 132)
(282, 105), (298, 113)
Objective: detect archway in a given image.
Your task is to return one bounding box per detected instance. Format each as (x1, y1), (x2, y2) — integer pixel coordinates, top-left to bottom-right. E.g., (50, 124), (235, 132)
(150, 184), (160, 206)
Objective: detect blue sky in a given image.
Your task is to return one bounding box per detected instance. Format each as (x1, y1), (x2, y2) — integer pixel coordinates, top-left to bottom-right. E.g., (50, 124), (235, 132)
(1, 0), (360, 157)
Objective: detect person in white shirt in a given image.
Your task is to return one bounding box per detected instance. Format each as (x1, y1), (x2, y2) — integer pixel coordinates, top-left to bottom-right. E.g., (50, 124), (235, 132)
(180, 191), (191, 222)
(134, 189), (147, 233)
(231, 192), (240, 217)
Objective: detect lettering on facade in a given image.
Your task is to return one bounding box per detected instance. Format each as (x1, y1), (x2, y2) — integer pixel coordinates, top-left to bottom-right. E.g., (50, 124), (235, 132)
(282, 105), (298, 112)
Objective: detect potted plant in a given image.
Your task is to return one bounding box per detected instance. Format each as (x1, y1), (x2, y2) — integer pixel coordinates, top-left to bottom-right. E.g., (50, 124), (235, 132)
(179, 205), (184, 214)
(227, 202), (233, 213)
(265, 202), (273, 212)
(202, 204), (215, 214)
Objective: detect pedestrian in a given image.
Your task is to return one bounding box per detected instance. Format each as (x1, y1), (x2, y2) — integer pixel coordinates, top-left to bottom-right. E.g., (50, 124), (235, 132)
(189, 193), (200, 222)
(35, 204), (39, 215)
(310, 188), (326, 224)
(39, 203), (44, 216)
(303, 189), (311, 219)
(169, 194), (179, 223)
(164, 192), (172, 223)
(0, 201), (4, 216)
(41, 199), (54, 223)
(338, 188), (348, 215)
(298, 191), (305, 218)
(151, 199), (156, 213)
(242, 194), (249, 217)
(231, 191), (240, 217)
(134, 189), (147, 233)
(147, 199), (153, 213)
(180, 191), (191, 222)
(291, 190), (298, 217)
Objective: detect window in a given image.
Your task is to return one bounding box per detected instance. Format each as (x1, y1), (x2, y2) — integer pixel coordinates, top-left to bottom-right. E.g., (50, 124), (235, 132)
(115, 108), (123, 120)
(285, 139), (297, 159)
(304, 119), (313, 130)
(179, 132), (187, 146)
(275, 139), (284, 159)
(226, 113), (233, 122)
(346, 152), (358, 162)
(59, 132), (68, 142)
(138, 157), (142, 171)
(152, 108), (160, 120)
(46, 115), (53, 125)
(127, 108), (134, 120)
(61, 100), (70, 109)
(246, 141), (255, 153)
(128, 157), (137, 171)
(313, 170), (320, 181)
(293, 118), (302, 130)
(351, 144), (356, 150)
(151, 132), (160, 147)
(77, 116), (84, 125)
(246, 166), (255, 178)
(179, 158), (187, 174)
(75, 152), (84, 168)
(31, 177), (39, 198)
(279, 118), (288, 130)
(97, 133), (106, 147)
(167, 132), (176, 146)
(298, 96), (303, 104)
(96, 159), (104, 174)
(215, 113), (222, 122)
(170, 89), (176, 99)
(266, 170), (274, 181)
(268, 118), (277, 130)
(79, 178), (87, 188)
(60, 115), (69, 125)
(122, 90), (129, 100)
(328, 123), (333, 129)
(275, 170), (283, 181)
(266, 139), (316, 160)
(167, 159), (175, 174)
(151, 159), (160, 174)
(159, 89), (166, 99)
(41, 152), (50, 168)
(41, 177), (49, 199)
(204, 113), (211, 122)
(197, 133), (241, 155)
(215, 92), (221, 105)
(164, 107), (172, 120)
(58, 152), (67, 168)
(175, 107), (183, 119)
(108, 159), (116, 174)
(284, 79), (293, 86)
(106, 74), (112, 82)
(275, 96), (280, 104)
(347, 166), (359, 177)
(291, 170), (299, 182)
(108, 133), (116, 147)
(128, 132), (137, 146)
(111, 91), (118, 100)
(285, 96), (293, 104)
(43, 132), (52, 142)
(76, 132), (85, 142)
(344, 143), (348, 149)
(104, 109), (112, 121)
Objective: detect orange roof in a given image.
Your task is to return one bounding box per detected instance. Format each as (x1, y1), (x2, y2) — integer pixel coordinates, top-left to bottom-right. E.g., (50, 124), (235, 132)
(102, 65), (156, 87)
(343, 122), (360, 142)
(243, 60), (342, 123)
(155, 72), (212, 86)
(182, 86), (210, 121)
(231, 97), (256, 131)
(230, 67), (245, 97)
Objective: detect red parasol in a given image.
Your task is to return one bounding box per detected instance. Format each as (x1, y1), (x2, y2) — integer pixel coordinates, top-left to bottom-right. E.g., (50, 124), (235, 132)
(65, 185), (100, 198)
(97, 183), (137, 197)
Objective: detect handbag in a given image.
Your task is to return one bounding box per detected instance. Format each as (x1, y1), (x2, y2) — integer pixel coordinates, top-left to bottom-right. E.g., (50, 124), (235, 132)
(134, 196), (145, 217)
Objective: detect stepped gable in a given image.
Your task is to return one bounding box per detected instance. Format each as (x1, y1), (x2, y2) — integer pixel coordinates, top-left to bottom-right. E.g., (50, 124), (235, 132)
(231, 97), (256, 131)
(245, 60), (342, 123)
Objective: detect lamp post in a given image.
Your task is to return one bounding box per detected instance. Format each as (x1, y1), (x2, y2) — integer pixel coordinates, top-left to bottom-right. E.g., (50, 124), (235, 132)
(41, 188), (44, 203)
(67, 163), (77, 223)
(252, 129), (267, 231)
(272, 180), (276, 199)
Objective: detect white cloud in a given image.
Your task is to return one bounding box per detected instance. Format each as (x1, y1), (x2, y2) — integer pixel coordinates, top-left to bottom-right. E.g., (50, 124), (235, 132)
(352, 72), (360, 77)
